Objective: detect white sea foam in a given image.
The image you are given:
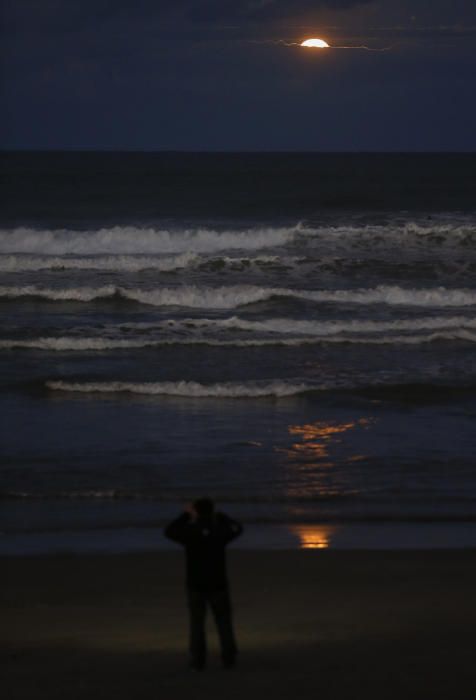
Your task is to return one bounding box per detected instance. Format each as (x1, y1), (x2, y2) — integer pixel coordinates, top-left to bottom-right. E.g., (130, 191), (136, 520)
(309, 286), (476, 307)
(0, 253), (285, 273)
(1, 337), (308, 351)
(3, 328), (476, 352)
(45, 379), (316, 398)
(316, 330), (476, 345)
(153, 315), (476, 335)
(1, 219), (475, 258)
(300, 221), (476, 247)
(2, 284), (476, 308)
(0, 338), (163, 351)
(0, 252), (199, 272)
(0, 285), (117, 302)
(0, 226), (298, 255)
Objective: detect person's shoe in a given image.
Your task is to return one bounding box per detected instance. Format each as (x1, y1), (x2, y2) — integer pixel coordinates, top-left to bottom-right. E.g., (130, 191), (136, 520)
(222, 656), (236, 669)
(190, 660), (205, 672)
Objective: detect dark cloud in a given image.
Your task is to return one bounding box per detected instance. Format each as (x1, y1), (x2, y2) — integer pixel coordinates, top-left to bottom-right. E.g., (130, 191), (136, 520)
(1, 0), (369, 34)
(3, 1), (476, 42)
(187, 0), (368, 23)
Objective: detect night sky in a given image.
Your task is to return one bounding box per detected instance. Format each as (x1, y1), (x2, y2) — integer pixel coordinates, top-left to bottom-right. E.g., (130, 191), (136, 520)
(2, 0), (476, 151)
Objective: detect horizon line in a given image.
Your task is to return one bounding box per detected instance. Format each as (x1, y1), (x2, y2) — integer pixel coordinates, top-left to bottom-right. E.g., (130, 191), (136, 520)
(2, 148), (476, 155)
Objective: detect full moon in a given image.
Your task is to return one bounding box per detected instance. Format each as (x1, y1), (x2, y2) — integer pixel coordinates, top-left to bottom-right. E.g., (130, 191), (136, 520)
(301, 38), (330, 48)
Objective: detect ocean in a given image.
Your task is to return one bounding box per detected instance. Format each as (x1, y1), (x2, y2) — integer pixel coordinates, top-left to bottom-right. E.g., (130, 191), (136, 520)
(1, 151), (476, 553)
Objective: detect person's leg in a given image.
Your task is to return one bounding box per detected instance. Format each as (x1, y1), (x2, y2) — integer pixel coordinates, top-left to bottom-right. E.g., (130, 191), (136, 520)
(208, 588), (237, 667)
(187, 589), (207, 669)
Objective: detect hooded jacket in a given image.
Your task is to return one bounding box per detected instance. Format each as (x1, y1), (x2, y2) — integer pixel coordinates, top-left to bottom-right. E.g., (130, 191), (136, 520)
(165, 511), (243, 590)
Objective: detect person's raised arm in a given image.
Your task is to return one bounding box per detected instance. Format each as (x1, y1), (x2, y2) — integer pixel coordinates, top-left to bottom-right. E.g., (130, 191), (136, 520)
(218, 513), (243, 544)
(164, 511), (192, 544)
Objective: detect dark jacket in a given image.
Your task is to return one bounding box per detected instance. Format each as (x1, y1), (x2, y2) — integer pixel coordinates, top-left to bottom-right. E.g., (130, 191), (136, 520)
(165, 511), (243, 590)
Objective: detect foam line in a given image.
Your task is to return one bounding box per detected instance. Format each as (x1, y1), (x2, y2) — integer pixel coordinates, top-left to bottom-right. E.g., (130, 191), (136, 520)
(0, 226), (298, 255)
(45, 379), (317, 398)
(0, 253), (284, 273)
(2, 330), (475, 351)
(1, 284), (476, 308)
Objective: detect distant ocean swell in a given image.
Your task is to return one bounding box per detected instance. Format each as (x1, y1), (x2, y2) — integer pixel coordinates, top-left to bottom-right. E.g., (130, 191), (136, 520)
(2, 284), (476, 308)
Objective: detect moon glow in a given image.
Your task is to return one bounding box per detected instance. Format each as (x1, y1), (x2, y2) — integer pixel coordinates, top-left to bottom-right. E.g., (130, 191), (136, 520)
(301, 38), (330, 48)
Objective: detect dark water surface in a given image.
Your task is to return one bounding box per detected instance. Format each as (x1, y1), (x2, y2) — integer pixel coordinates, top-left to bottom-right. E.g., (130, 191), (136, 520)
(1, 152), (476, 552)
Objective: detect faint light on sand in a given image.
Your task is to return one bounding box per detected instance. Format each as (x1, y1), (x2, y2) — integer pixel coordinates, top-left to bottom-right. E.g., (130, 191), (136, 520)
(290, 524), (337, 549)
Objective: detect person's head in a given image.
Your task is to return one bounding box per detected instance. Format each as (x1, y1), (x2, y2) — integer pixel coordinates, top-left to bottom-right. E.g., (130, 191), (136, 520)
(193, 497), (215, 521)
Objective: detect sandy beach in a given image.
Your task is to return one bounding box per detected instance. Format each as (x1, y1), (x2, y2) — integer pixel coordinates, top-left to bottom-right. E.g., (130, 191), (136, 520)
(2, 549), (476, 699)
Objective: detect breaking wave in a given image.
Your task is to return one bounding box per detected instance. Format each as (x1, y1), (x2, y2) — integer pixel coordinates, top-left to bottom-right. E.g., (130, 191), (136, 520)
(2, 284), (476, 308)
(149, 314), (476, 335)
(2, 330), (476, 351)
(0, 253), (284, 273)
(0, 252), (198, 272)
(0, 285), (118, 303)
(1, 219), (475, 259)
(45, 379), (317, 398)
(300, 220), (476, 248)
(0, 338), (166, 351)
(0, 226), (298, 255)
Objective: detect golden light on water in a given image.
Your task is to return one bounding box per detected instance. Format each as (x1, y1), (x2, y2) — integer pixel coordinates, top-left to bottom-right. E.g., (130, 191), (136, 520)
(289, 421), (359, 441)
(278, 417), (374, 501)
(282, 419), (371, 465)
(301, 38), (330, 49)
(290, 524), (336, 549)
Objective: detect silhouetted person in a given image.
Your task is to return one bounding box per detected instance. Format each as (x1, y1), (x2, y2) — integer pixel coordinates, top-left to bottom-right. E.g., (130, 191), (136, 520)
(165, 498), (243, 670)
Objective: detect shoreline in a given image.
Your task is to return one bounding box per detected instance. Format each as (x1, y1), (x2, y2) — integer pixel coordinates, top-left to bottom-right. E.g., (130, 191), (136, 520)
(2, 520), (476, 556)
(3, 550), (476, 699)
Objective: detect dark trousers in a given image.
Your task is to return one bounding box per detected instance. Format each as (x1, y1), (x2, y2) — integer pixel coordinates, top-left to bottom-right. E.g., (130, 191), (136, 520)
(187, 587), (237, 667)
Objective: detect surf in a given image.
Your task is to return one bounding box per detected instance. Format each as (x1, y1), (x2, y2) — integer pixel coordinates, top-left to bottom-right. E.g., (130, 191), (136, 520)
(45, 379), (318, 398)
(2, 284), (476, 309)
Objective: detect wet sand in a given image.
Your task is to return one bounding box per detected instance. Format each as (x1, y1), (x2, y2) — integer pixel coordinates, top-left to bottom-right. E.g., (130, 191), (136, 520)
(2, 550), (476, 699)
